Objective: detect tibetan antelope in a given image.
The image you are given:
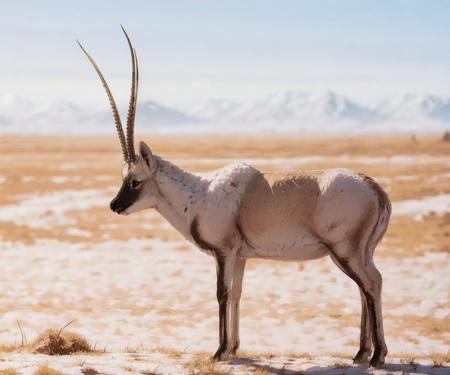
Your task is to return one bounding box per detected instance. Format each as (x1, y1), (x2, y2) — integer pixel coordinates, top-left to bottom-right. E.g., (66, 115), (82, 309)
(79, 27), (391, 368)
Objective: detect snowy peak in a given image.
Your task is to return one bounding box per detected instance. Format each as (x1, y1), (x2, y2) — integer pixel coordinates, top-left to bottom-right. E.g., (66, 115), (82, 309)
(307, 91), (379, 121)
(380, 94), (450, 121)
(0, 96), (199, 133)
(0, 95), (35, 119)
(195, 91), (381, 124)
(45, 102), (87, 118)
(1, 91), (450, 134)
(137, 101), (199, 126)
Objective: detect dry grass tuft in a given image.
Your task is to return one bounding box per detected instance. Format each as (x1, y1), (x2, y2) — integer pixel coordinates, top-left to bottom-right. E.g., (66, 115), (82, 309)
(433, 361), (445, 368)
(0, 369), (21, 375)
(252, 367), (271, 375)
(333, 361), (350, 369)
(427, 353), (449, 363)
(400, 357), (420, 370)
(237, 350), (278, 359)
(0, 344), (20, 353)
(285, 351), (316, 359)
(33, 364), (62, 375)
(329, 352), (354, 360)
(81, 368), (101, 375)
(184, 356), (232, 375)
(238, 349), (315, 360)
(32, 328), (92, 355)
(151, 346), (183, 358)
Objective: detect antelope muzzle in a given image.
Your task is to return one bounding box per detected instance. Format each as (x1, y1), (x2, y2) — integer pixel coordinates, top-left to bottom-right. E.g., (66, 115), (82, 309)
(110, 179), (140, 214)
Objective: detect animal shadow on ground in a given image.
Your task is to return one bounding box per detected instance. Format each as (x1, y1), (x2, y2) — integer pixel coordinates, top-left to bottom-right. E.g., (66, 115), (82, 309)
(229, 357), (449, 374)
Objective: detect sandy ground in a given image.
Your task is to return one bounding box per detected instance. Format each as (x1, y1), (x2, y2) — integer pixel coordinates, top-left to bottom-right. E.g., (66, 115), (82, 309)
(1, 352), (449, 375)
(0, 135), (448, 374)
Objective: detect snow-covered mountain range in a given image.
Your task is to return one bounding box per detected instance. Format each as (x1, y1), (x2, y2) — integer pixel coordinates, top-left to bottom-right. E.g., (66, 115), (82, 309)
(1, 91), (449, 134)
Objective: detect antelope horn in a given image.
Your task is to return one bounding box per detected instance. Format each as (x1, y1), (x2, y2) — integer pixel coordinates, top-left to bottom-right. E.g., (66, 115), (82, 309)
(77, 40), (129, 163)
(121, 25), (138, 162)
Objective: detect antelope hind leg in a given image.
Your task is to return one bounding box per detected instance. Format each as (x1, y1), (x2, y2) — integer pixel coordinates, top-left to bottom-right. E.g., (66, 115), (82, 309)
(353, 289), (373, 364)
(329, 250), (387, 368)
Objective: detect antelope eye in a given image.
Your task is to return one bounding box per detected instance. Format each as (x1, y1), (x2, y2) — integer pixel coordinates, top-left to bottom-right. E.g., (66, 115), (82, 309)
(131, 180), (142, 189)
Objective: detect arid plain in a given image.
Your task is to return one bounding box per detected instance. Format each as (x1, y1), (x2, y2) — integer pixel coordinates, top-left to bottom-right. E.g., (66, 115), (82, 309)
(0, 135), (448, 374)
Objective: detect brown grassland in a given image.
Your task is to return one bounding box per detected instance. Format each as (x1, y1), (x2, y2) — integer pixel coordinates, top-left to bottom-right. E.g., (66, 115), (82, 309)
(0, 135), (448, 373)
(1, 135), (448, 255)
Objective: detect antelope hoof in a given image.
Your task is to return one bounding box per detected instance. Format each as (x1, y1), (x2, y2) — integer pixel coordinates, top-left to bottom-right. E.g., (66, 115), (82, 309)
(230, 342), (240, 356)
(353, 349), (371, 364)
(369, 349), (386, 368)
(213, 345), (232, 361)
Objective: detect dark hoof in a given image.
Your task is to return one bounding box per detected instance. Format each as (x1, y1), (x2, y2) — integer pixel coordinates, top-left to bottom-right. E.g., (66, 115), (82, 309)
(369, 357), (385, 368)
(369, 351), (386, 368)
(212, 346), (231, 361)
(353, 349), (371, 364)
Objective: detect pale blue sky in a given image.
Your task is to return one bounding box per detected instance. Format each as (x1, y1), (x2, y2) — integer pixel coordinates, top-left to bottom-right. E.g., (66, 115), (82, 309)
(1, 1), (450, 109)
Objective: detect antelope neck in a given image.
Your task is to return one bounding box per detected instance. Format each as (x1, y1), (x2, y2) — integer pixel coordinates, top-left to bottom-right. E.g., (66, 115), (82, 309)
(153, 156), (207, 239)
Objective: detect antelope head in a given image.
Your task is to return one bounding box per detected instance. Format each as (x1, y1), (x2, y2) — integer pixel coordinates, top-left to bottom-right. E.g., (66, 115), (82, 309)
(79, 27), (159, 215)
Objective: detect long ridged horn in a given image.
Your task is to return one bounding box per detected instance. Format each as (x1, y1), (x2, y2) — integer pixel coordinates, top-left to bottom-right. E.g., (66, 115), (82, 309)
(77, 40), (129, 163)
(121, 25), (138, 162)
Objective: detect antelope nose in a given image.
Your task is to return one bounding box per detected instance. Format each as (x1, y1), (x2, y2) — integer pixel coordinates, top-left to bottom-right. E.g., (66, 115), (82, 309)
(110, 198), (120, 212)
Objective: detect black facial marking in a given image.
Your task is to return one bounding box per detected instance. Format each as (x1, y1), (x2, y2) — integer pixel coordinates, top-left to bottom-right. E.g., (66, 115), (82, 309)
(110, 176), (141, 213)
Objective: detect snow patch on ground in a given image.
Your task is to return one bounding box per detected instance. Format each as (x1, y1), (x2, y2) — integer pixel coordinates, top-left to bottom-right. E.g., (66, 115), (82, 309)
(0, 352), (448, 375)
(0, 240), (447, 356)
(21, 176), (35, 183)
(0, 189), (114, 228)
(51, 176), (82, 184)
(176, 154), (450, 168)
(96, 175), (115, 181)
(64, 227), (92, 237)
(394, 194), (450, 220)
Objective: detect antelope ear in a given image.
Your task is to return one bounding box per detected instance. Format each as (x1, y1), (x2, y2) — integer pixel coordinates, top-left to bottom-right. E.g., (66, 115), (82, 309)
(139, 141), (157, 173)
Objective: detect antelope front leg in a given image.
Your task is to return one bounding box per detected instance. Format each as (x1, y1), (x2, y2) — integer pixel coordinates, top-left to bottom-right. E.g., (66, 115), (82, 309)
(230, 258), (246, 355)
(213, 252), (236, 361)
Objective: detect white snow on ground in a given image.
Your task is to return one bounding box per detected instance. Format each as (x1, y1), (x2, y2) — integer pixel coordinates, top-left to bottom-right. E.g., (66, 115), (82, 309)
(175, 154), (450, 168)
(64, 227), (92, 237)
(0, 240), (448, 357)
(0, 189), (114, 228)
(51, 176), (82, 184)
(0, 352), (448, 375)
(377, 173), (450, 184)
(21, 176), (35, 183)
(0, 150), (448, 373)
(58, 161), (114, 170)
(53, 154), (450, 171)
(394, 194), (450, 220)
(96, 174), (115, 181)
